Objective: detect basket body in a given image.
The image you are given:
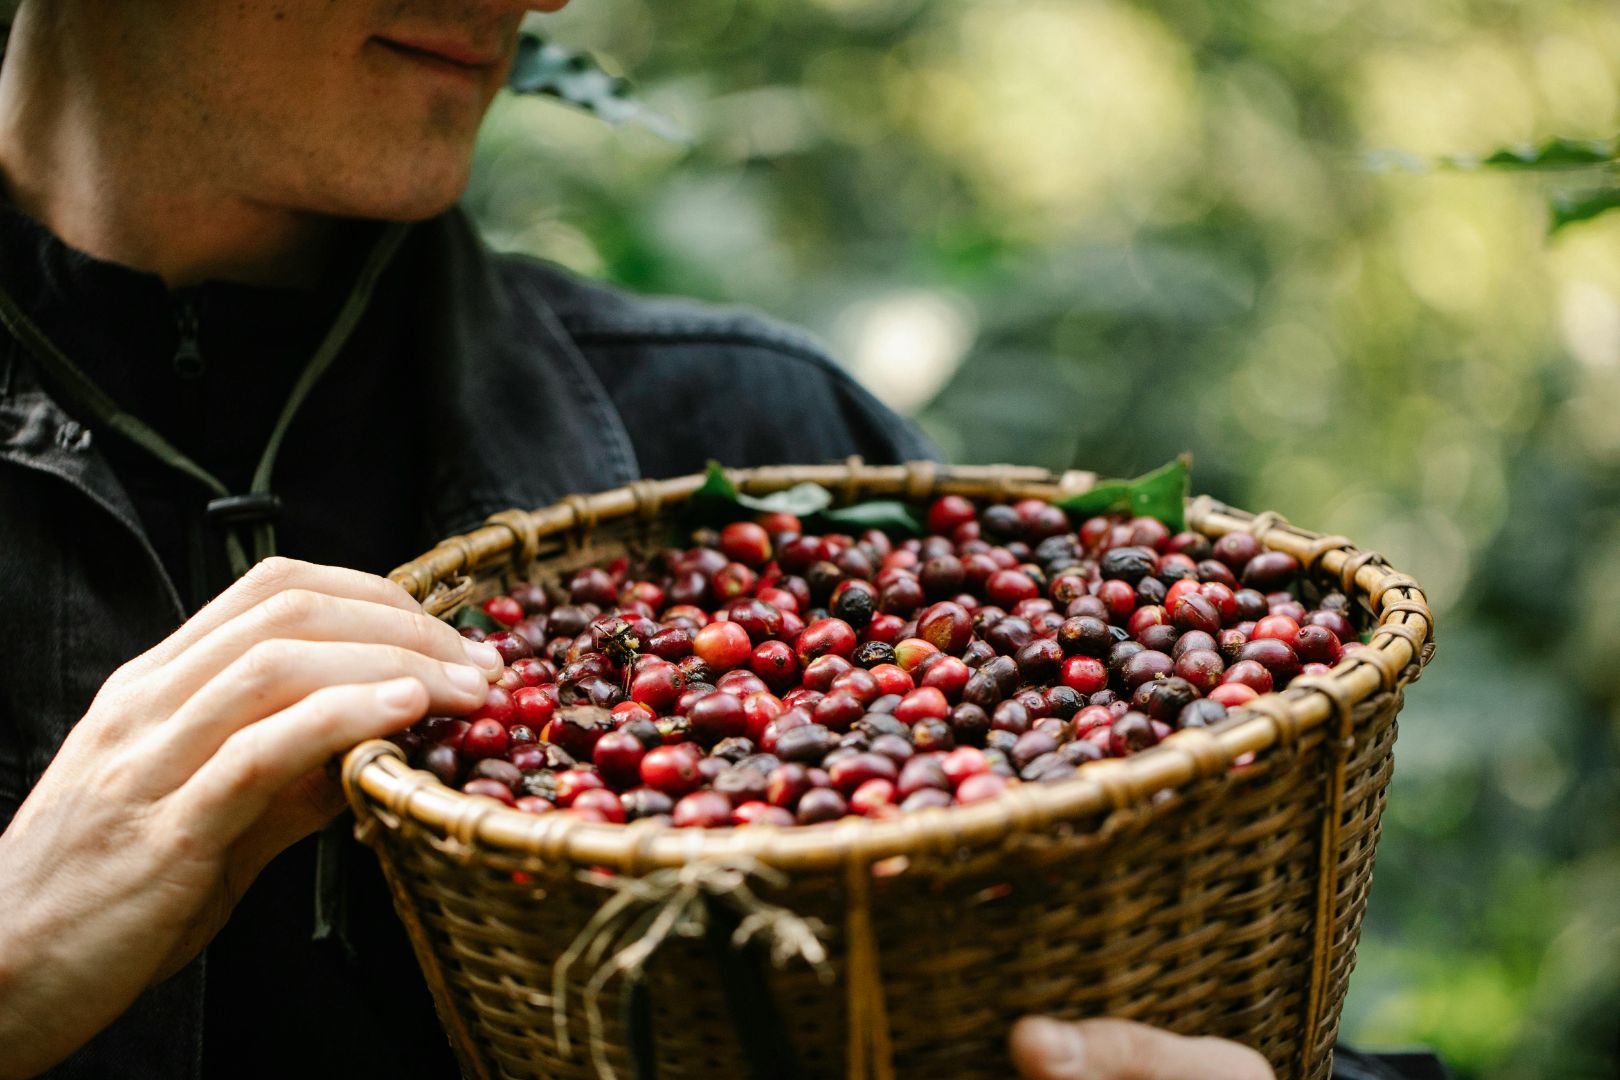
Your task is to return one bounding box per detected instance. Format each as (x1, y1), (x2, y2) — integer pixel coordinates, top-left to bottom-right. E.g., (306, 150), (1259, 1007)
(344, 463), (1434, 1080)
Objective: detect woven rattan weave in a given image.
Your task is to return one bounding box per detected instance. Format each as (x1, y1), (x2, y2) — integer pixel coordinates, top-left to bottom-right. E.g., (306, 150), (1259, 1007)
(341, 460), (1435, 1080)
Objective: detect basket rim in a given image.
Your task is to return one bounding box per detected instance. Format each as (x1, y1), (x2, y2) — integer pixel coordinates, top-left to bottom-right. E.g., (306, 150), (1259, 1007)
(342, 460), (1434, 875)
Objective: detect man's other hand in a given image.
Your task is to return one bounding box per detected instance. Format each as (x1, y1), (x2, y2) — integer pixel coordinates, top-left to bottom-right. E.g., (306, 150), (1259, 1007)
(1011, 1016), (1276, 1080)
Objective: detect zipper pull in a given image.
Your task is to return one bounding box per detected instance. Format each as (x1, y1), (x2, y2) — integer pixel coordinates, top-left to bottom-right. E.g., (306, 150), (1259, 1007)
(172, 301), (205, 379)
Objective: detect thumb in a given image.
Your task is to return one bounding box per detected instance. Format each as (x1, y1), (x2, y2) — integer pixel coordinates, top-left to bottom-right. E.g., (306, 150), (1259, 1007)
(1009, 1016), (1275, 1080)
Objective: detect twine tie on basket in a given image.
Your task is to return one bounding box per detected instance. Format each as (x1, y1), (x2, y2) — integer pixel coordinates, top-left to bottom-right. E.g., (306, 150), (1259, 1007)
(552, 858), (832, 1080)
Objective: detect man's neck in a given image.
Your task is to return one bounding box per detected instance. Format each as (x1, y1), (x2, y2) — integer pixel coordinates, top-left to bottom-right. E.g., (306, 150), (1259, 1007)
(0, 9), (337, 290)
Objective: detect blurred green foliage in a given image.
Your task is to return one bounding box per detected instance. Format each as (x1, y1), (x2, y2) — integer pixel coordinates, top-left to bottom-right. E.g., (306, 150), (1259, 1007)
(467, 0), (1620, 1074)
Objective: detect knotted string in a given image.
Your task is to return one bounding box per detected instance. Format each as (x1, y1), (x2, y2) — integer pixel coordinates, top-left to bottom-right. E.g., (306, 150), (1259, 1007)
(551, 858), (833, 1080)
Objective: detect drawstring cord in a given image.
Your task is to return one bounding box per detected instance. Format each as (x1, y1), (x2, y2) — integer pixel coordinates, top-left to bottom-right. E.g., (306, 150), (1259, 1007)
(0, 222), (409, 577)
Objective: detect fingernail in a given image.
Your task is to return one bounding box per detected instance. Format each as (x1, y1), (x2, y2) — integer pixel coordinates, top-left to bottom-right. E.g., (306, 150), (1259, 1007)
(1019, 1018), (1084, 1077)
(464, 640), (502, 671)
(376, 678), (421, 710)
(447, 663), (488, 695)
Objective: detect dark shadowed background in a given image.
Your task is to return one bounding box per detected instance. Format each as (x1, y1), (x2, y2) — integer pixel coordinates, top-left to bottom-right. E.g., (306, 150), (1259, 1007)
(466, 2), (1620, 1075)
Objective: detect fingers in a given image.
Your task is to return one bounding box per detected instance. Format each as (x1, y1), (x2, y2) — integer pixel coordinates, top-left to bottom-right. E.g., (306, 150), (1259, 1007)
(173, 677), (430, 848)
(134, 639), (488, 792)
(1009, 1017), (1274, 1080)
(126, 557), (444, 676)
(134, 588), (500, 719)
(227, 767), (348, 885)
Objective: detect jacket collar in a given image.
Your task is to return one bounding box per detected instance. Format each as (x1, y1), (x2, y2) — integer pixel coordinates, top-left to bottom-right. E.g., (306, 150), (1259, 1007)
(410, 209), (641, 539)
(0, 207), (643, 579)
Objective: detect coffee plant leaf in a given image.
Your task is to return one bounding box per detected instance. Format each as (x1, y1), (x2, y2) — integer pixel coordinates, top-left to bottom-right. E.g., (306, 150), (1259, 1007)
(1055, 455), (1191, 532)
(453, 605), (502, 633)
(506, 31), (686, 143)
(1549, 186), (1620, 234)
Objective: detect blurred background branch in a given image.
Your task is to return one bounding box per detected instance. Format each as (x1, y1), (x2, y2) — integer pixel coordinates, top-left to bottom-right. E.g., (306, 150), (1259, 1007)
(475, 1), (1620, 1076)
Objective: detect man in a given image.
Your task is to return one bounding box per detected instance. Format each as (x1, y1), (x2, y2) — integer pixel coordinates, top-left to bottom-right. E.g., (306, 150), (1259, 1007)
(0, 2), (1282, 1077)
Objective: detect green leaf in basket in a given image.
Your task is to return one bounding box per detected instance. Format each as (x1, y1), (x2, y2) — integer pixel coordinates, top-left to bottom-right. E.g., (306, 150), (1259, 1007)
(679, 461), (918, 539)
(816, 499), (923, 535)
(452, 605), (501, 633)
(695, 459), (739, 499)
(740, 482), (835, 517)
(1054, 455), (1191, 532)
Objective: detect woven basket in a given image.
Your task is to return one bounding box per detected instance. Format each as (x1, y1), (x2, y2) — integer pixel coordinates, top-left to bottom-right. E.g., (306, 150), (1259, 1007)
(341, 461), (1435, 1080)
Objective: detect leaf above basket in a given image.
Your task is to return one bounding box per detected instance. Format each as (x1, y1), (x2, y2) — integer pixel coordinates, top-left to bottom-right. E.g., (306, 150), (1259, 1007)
(1054, 455), (1192, 532)
(681, 461), (923, 538)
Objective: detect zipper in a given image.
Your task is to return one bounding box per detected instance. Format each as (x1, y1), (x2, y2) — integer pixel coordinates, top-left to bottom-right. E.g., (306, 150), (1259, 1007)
(171, 297), (210, 607)
(172, 300), (205, 379)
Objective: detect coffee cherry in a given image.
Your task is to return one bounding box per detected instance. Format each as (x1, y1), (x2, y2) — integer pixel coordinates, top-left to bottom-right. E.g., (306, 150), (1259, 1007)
(570, 787), (626, 823)
(1109, 712), (1157, 756)
(1293, 624), (1341, 664)
(567, 567), (617, 607)
(688, 691), (748, 744)
(482, 595), (524, 629)
(794, 787), (849, 824)
(671, 790), (732, 828)
(1169, 649), (1222, 693)
(919, 655), (971, 699)
(553, 769), (606, 807)
(745, 639), (798, 693)
(830, 579), (878, 630)
(915, 601), (973, 656)
(1015, 638), (1064, 684)
(462, 718), (509, 760)
(894, 687), (950, 725)
(462, 778), (517, 805)
(955, 771), (1009, 804)
(1178, 699), (1227, 728)
(640, 745), (703, 797)
(892, 638), (940, 673)
(1222, 659), (1274, 694)
(1253, 614), (1301, 643)
(1169, 593), (1221, 636)
(690, 620), (751, 673)
(829, 752), (899, 797)
(1208, 683), (1259, 708)
(813, 691), (865, 733)
(1171, 631), (1217, 659)
(1212, 533), (1260, 570)
(719, 521), (772, 566)
(621, 787), (674, 821)
(1241, 551), (1300, 591)
(924, 495), (974, 536)
(797, 617), (858, 667)
(1140, 677), (1199, 722)
(1120, 650), (1174, 689)
(774, 723), (837, 764)
(1237, 638), (1301, 683)
(732, 801), (795, 827)
(592, 730), (646, 789)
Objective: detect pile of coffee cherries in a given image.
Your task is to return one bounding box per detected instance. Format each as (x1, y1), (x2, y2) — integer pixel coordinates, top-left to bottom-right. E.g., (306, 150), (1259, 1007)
(394, 495), (1362, 828)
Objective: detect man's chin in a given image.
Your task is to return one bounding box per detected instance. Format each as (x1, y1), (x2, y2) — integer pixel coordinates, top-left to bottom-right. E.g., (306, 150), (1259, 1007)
(321, 164), (472, 225)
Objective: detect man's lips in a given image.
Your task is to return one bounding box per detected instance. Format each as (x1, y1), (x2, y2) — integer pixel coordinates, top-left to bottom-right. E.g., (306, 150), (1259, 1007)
(372, 35), (504, 72)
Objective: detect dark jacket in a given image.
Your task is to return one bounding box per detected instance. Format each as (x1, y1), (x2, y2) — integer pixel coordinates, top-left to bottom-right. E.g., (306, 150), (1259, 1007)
(0, 207), (932, 1078)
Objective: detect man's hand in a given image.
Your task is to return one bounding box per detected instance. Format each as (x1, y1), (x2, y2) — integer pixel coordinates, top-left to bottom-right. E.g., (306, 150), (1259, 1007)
(1011, 1017), (1276, 1080)
(0, 557), (500, 1078)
